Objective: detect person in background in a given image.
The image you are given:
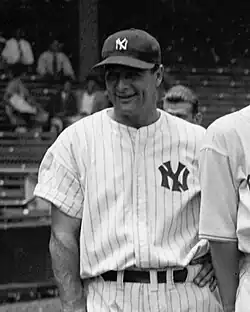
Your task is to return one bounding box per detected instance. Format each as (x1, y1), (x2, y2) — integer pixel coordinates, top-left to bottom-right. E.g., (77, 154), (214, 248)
(2, 28), (34, 76)
(46, 79), (79, 131)
(4, 71), (48, 132)
(163, 84), (203, 125)
(37, 38), (75, 81)
(79, 73), (110, 116)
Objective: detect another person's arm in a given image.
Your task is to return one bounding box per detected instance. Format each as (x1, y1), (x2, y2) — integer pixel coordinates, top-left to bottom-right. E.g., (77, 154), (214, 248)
(24, 41), (34, 65)
(61, 54), (75, 79)
(209, 241), (240, 312)
(199, 147), (239, 312)
(34, 129), (86, 311)
(37, 53), (47, 76)
(4, 80), (15, 101)
(1, 39), (11, 63)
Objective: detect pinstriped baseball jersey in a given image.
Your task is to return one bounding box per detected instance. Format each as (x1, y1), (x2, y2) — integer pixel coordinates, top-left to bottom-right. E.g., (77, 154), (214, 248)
(34, 108), (208, 279)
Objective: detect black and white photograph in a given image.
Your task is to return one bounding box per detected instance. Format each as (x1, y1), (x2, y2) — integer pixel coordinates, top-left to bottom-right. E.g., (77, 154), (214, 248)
(0, 1), (249, 311)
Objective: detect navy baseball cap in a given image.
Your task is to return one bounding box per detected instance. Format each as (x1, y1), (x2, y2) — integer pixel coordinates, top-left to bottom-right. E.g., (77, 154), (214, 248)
(93, 29), (161, 69)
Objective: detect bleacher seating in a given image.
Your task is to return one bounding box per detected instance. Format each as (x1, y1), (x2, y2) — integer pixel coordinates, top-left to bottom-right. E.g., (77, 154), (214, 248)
(0, 131), (56, 170)
(165, 67), (250, 127)
(0, 131), (56, 226)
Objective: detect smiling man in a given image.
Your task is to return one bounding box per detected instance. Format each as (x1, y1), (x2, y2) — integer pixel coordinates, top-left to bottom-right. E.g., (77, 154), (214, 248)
(34, 29), (222, 312)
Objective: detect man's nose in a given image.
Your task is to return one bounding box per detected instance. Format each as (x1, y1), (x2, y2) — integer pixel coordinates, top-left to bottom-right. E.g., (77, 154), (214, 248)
(116, 77), (129, 91)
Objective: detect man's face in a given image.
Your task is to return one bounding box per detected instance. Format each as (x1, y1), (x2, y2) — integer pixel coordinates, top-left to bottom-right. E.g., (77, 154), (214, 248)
(105, 65), (162, 117)
(63, 81), (71, 92)
(163, 100), (194, 122)
(50, 40), (60, 52)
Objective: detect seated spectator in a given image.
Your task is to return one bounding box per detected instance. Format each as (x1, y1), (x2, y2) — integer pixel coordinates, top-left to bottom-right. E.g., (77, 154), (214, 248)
(79, 73), (110, 116)
(46, 79), (79, 130)
(3, 72), (49, 132)
(2, 28), (34, 76)
(163, 85), (203, 125)
(37, 39), (75, 81)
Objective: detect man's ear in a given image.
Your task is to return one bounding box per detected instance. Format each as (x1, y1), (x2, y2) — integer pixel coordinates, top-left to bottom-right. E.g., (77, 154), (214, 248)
(155, 64), (164, 88)
(194, 112), (203, 125)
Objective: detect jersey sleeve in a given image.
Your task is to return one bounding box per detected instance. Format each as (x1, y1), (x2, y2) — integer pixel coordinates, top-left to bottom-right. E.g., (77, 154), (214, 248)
(34, 126), (85, 218)
(199, 123), (238, 242)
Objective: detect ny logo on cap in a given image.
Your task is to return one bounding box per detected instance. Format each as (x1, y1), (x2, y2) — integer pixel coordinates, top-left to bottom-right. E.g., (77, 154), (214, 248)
(115, 37), (128, 51)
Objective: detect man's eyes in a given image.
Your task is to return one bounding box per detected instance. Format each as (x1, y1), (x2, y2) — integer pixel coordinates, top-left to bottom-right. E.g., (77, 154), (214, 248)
(106, 72), (117, 80)
(128, 71), (141, 78)
(106, 71), (141, 80)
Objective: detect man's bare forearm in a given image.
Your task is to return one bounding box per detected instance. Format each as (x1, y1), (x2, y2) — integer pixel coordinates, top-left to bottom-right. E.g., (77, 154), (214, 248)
(49, 230), (85, 311)
(209, 241), (240, 312)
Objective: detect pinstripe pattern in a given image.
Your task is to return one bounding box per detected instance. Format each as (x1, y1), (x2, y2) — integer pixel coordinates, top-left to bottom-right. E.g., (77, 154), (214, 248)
(85, 265), (222, 312)
(34, 108), (220, 311)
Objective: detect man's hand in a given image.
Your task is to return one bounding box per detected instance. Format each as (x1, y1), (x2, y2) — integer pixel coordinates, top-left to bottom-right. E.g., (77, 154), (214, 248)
(62, 302), (87, 312)
(61, 286), (86, 312)
(193, 256), (217, 291)
(63, 308), (87, 312)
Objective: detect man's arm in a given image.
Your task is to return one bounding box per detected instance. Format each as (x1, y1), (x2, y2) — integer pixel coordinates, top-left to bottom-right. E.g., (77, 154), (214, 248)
(24, 41), (34, 65)
(1, 40), (11, 62)
(209, 241), (240, 312)
(62, 54), (75, 79)
(50, 203), (86, 312)
(37, 54), (46, 76)
(199, 144), (239, 311)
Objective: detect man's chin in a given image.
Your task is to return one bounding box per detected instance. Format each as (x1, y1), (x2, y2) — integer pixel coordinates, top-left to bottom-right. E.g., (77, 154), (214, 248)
(119, 103), (139, 115)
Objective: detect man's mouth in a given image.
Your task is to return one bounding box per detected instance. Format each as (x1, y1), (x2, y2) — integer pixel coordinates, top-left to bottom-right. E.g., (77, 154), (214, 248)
(116, 94), (136, 101)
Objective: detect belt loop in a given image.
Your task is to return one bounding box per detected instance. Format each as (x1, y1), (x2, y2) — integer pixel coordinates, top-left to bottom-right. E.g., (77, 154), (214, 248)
(149, 270), (158, 292)
(166, 268), (175, 291)
(117, 271), (124, 291)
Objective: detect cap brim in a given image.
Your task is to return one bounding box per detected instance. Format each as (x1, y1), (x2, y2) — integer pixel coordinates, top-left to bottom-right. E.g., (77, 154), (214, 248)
(93, 55), (155, 69)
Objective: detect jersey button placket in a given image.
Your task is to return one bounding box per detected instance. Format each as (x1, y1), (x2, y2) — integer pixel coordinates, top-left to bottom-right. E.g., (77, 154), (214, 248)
(133, 129), (149, 267)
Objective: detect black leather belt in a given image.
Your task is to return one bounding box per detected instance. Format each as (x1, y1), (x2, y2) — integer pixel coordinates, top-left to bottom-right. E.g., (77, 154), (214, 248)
(101, 268), (188, 284)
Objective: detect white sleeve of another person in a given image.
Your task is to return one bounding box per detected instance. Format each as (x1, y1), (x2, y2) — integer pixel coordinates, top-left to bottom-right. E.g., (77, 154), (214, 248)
(37, 53), (47, 76)
(23, 40), (34, 65)
(61, 53), (75, 79)
(2, 39), (17, 63)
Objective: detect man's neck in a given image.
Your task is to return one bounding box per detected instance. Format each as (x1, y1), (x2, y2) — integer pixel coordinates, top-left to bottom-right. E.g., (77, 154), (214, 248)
(110, 108), (160, 129)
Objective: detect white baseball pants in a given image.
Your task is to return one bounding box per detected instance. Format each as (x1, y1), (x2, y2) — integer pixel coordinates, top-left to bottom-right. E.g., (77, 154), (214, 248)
(84, 265), (223, 312)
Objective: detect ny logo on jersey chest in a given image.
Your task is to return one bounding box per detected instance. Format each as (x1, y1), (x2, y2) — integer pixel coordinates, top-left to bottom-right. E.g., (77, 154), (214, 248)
(158, 161), (190, 192)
